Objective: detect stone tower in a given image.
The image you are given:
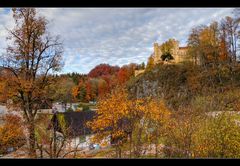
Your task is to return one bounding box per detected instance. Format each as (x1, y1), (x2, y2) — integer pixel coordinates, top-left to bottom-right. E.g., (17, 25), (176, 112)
(153, 43), (161, 64)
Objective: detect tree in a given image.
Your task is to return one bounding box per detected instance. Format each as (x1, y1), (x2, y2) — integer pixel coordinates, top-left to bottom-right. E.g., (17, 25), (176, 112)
(188, 18), (239, 67)
(72, 79), (86, 102)
(88, 64), (120, 78)
(0, 8), (63, 157)
(187, 26), (204, 65)
(88, 86), (171, 158)
(85, 79), (92, 102)
(0, 114), (26, 155)
(141, 62), (145, 69)
(163, 108), (205, 158)
(128, 98), (171, 158)
(195, 112), (240, 158)
(49, 77), (75, 110)
(220, 16), (240, 62)
(161, 52), (174, 61)
(117, 65), (135, 85)
(97, 78), (108, 99)
(87, 87), (131, 158)
(160, 38), (178, 55)
(35, 113), (83, 158)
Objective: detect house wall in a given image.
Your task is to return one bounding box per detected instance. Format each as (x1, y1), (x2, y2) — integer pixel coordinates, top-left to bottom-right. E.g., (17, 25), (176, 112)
(52, 103), (80, 112)
(0, 105), (7, 115)
(37, 109), (53, 114)
(69, 135), (111, 150)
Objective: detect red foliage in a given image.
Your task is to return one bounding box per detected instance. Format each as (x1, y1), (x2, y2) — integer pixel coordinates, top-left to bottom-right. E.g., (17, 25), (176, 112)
(73, 63), (138, 102)
(117, 64), (136, 85)
(88, 64), (120, 78)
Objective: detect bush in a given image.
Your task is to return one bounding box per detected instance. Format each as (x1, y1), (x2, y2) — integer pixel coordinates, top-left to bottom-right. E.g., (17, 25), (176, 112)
(82, 105), (90, 111)
(66, 107), (74, 112)
(161, 52), (174, 61)
(77, 103), (90, 111)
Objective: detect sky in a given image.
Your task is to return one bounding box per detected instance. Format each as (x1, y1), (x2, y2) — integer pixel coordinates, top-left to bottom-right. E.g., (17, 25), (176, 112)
(0, 8), (235, 74)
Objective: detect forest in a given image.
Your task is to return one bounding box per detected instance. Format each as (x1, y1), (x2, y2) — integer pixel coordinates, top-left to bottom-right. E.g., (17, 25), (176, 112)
(0, 8), (240, 158)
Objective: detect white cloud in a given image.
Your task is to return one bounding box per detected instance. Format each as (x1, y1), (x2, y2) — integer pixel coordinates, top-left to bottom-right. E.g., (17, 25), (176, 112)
(0, 8), (234, 74)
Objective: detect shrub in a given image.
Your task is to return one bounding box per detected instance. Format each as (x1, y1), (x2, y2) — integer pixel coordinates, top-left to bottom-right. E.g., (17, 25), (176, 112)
(66, 107), (74, 112)
(161, 52), (174, 61)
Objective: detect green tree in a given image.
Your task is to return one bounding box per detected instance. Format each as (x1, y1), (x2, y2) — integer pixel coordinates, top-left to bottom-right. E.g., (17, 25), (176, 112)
(49, 77), (75, 110)
(161, 52), (174, 61)
(141, 62), (145, 69)
(160, 38), (178, 55)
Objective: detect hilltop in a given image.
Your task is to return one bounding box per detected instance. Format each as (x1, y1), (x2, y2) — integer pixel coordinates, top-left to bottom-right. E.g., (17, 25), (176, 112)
(127, 62), (240, 111)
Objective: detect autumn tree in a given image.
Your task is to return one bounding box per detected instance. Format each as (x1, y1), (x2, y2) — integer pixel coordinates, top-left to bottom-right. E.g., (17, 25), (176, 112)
(128, 98), (171, 158)
(188, 17), (239, 67)
(0, 114), (26, 155)
(160, 38), (178, 55)
(88, 86), (171, 158)
(88, 87), (131, 158)
(72, 79), (86, 102)
(97, 78), (108, 99)
(163, 107), (205, 158)
(85, 79), (92, 102)
(220, 16), (240, 62)
(48, 77), (75, 110)
(117, 64), (136, 85)
(187, 26), (203, 65)
(194, 112), (240, 158)
(88, 64), (120, 78)
(0, 8), (63, 157)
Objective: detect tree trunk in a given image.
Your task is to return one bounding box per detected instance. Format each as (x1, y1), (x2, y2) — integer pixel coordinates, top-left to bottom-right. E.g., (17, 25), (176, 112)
(40, 145), (43, 158)
(155, 143), (158, 158)
(115, 146), (118, 158)
(53, 120), (58, 158)
(129, 134), (132, 158)
(28, 121), (36, 158)
(119, 147), (122, 158)
(115, 145), (122, 158)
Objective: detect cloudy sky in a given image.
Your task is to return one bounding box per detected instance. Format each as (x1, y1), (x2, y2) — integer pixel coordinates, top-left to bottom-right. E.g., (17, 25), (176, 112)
(0, 8), (235, 74)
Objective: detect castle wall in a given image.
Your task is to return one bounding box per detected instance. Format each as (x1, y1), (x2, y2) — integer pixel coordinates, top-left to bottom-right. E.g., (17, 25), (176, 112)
(152, 42), (189, 64)
(134, 69), (145, 77)
(153, 43), (161, 64)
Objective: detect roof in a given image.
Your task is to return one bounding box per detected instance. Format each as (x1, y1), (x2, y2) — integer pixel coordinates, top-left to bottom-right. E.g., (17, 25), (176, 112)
(49, 111), (132, 138)
(179, 46), (188, 50)
(50, 111), (97, 137)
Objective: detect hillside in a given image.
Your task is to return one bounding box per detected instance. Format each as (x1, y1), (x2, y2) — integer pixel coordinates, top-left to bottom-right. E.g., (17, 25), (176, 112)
(127, 62), (240, 110)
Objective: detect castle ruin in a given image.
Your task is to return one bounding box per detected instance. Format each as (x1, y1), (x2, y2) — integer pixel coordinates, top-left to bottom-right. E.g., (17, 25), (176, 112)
(134, 40), (193, 77)
(152, 40), (189, 65)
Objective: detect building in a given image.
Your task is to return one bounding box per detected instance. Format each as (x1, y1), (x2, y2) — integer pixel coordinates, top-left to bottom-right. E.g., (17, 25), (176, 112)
(49, 111), (132, 150)
(134, 40), (197, 77)
(49, 111), (102, 150)
(152, 41), (190, 64)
